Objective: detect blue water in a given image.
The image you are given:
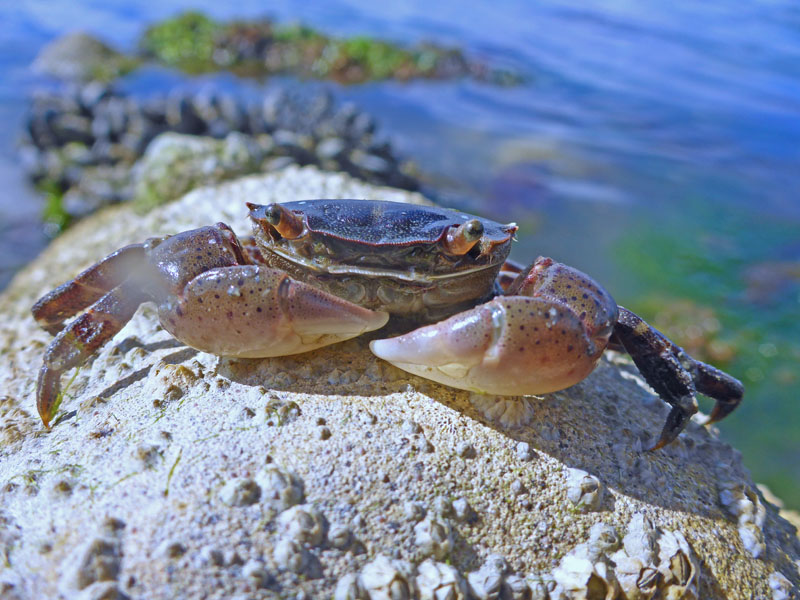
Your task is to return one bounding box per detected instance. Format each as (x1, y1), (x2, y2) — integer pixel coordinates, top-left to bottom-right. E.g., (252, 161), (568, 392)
(2, 1), (800, 503)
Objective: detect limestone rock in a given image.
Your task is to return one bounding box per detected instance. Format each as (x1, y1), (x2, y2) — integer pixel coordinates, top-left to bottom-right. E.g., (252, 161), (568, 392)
(0, 166), (798, 599)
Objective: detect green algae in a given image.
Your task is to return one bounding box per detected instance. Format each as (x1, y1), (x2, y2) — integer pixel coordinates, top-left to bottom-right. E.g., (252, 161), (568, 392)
(139, 11), (519, 84)
(138, 12), (220, 73)
(40, 180), (71, 233)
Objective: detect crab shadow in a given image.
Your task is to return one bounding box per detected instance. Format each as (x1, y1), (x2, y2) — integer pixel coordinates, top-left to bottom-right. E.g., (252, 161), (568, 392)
(424, 360), (739, 521)
(217, 337), (737, 519)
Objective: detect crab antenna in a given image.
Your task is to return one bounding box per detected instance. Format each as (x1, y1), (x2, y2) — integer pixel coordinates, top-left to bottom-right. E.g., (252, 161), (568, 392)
(442, 219), (484, 256)
(249, 202), (304, 239)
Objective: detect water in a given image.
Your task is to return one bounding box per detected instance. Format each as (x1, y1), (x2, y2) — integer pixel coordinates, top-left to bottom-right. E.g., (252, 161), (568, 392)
(2, 1), (799, 505)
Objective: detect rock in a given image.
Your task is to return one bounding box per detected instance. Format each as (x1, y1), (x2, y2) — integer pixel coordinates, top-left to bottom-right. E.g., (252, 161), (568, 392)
(276, 504), (329, 546)
(360, 555), (418, 600)
(131, 132), (262, 212)
(416, 560), (469, 600)
(413, 517), (453, 560)
(255, 464), (306, 512)
(219, 478), (261, 506)
(20, 87), (419, 240)
(32, 32), (136, 82)
(565, 468), (605, 512)
(0, 167), (798, 599)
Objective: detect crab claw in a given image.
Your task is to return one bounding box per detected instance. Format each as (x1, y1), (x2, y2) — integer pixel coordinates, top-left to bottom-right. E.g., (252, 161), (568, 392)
(370, 296), (604, 395)
(159, 266), (390, 358)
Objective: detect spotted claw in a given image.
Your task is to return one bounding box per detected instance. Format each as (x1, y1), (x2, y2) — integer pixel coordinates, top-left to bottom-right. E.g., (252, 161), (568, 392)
(370, 295), (605, 396)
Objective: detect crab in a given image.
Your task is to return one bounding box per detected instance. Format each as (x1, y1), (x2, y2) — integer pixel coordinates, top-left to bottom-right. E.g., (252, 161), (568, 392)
(32, 199), (743, 449)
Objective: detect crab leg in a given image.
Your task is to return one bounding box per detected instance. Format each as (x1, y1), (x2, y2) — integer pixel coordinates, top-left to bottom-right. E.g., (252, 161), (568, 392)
(158, 266), (389, 358)
(695, 362), (744, 423)
(32, 244), (146, 334)
(37, 283), (148, 428)
(613, 307), (743, 450)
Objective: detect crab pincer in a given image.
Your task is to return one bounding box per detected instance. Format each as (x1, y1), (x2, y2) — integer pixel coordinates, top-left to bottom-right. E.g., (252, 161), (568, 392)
(370, 258), (617, 397)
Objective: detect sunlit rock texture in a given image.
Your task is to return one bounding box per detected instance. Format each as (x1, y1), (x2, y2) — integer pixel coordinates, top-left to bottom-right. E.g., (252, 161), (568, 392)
(0, 166), (798, 599)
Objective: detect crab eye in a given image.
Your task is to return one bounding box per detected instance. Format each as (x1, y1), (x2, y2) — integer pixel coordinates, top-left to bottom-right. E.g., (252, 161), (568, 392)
(463, 219), (484, 242)
(265, 204), (283, 225)
(442, 219), (485, 256)
(260, 203), (304, 239)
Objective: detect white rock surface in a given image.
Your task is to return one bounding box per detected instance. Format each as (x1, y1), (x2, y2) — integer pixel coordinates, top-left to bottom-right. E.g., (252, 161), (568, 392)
(0, 166), (798, 599)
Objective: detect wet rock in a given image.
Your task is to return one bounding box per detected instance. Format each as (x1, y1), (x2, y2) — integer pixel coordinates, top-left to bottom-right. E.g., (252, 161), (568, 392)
(349, 150), (391, 176)
(316, 137), (348, 160)
(131, 132), (260, 212)
(51, 114), (94, 145)
(21, 86), (419, 234)
(165, 94), (206, 135)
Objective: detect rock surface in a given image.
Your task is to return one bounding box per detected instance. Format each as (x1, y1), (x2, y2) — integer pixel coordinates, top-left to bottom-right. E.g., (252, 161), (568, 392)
(1, 166), (798, 599)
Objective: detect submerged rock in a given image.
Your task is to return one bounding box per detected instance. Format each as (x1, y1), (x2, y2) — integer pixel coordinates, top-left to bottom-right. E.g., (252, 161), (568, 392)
(0, 167), (798, 598)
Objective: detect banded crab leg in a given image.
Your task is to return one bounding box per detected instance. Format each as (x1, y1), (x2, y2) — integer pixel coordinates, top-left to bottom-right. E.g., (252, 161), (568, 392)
(613, 307), (744, 450)
(37, 282), (148, 428)
(32, 243), (146, 334)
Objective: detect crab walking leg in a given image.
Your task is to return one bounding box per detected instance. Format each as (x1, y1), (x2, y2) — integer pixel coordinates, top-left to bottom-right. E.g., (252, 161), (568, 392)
(371, 296), (604, 396)
(37, 284), (148, 428)
(695, 362), (744, 423)
(613, 307), (744, 450)
(158, 266), (389, 358)
(32, 244), (146, 334)
(496, 258), (526, 292)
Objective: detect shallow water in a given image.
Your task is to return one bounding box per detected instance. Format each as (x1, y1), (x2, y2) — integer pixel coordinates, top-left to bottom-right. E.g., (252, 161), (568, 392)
(2, 1), (799, 505)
